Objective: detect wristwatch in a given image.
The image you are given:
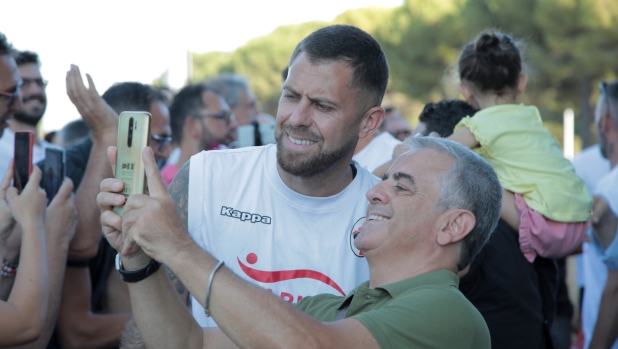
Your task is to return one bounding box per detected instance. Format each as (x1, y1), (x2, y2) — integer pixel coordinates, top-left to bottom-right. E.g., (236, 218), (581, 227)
(115, 253), (161, 283)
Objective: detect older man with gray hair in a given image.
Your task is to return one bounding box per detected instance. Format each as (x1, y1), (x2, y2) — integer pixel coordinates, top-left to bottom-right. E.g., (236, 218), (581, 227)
(97, 136), (501, 349)
(207, 73), (260, 127)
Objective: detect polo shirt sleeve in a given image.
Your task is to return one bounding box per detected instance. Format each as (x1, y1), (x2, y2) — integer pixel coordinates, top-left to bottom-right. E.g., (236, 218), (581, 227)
(352, 286), (490, 349)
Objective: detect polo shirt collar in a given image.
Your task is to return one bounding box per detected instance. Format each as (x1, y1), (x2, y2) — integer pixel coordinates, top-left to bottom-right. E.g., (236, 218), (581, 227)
(337, 269), (459, 309)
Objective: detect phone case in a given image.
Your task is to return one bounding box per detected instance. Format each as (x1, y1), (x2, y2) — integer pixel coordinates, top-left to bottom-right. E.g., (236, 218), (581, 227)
(13, 130), (35, 191)
(113, 112), (151, 217)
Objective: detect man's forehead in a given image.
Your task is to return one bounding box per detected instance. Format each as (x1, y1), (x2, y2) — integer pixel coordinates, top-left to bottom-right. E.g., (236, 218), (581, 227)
(0, 55), (20, 91)
(286, 52), (354, 96)
(17, 62), (42, 77)
(391, 148), (453, 178)
(203, 91), (230, 112)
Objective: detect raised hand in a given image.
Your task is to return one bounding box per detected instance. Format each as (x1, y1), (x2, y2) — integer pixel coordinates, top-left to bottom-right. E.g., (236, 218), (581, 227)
(45, 179), (78, 246)
(97, 146), (126, 253)
(6, 166), (47, 232)
(66, 65), (117, 140)
(122, 147), (189, 264)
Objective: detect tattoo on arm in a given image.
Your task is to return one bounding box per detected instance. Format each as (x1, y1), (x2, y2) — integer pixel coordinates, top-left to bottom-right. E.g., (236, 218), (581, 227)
(168, 160), (190, 231)
(120, 318), (146, 349)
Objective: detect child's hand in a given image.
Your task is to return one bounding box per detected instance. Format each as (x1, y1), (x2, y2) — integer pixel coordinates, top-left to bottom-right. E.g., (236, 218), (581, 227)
(6, 166), (47, 231)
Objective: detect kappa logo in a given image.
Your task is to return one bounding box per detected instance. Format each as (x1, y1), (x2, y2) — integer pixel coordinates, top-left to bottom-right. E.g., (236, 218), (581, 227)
(350, 217), (365, 257)
(220, 206), (272, 224)
(238, 253), (346, 296)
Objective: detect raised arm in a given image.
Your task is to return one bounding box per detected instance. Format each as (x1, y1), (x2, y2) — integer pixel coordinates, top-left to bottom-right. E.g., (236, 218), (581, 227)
(10, 179), (78, 349)
(66, 65), (118, 260)
(99, 148), (378, 349)
(101, 148), (190, 349)
(0, 166), (49, 346)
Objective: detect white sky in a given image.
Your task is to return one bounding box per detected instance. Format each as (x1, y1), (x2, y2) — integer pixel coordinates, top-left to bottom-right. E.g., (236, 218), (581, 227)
(4, 0), (403, 132)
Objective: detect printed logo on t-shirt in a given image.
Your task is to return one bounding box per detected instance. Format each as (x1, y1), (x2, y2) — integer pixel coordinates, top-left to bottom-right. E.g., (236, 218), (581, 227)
(237, 253), (346, 302)
(220, 206), (272, 224)
(350, 217), (365, 257)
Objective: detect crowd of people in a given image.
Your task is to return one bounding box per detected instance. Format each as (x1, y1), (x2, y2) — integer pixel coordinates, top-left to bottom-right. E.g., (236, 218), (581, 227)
(0, 22), (617, 349)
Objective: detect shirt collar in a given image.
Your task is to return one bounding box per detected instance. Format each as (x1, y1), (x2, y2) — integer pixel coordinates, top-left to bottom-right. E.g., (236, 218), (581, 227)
(337, 269), (459, 309)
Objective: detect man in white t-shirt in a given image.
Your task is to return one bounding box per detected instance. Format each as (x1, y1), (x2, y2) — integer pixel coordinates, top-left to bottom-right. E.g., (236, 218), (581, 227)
(587, 79), (618, 348)
(104, 24), (389, 341)
(353, 131), (400, 173)
(0, 51), (54, 178)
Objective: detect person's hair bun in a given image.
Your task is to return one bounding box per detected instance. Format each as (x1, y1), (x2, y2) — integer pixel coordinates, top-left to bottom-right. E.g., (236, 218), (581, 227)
(458, 30), (522, 94)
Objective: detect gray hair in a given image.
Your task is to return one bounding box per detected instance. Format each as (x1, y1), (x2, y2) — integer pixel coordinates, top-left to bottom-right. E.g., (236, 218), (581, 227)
(206, 74), (251, 109)
(403, 136), (502, 270)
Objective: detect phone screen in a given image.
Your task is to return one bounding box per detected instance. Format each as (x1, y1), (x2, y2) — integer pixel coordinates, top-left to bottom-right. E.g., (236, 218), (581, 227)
(44, 148), (65, 202)
(14, 131), (33, 191)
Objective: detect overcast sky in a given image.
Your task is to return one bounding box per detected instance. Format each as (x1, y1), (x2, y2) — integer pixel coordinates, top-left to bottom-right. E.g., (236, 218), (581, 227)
(4, 0), (403, 132)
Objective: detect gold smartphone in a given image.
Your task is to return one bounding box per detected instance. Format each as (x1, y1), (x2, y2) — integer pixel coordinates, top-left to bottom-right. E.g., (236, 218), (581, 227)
(113, 112), (151, 217)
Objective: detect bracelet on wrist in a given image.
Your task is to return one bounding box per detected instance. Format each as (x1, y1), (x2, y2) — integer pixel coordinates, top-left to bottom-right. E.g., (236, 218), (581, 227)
(1, 260), (18, 277)
(204, 260), (225, 317)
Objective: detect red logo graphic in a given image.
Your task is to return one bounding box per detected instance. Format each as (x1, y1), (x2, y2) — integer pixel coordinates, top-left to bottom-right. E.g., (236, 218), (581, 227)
(237, 253), (346, 296)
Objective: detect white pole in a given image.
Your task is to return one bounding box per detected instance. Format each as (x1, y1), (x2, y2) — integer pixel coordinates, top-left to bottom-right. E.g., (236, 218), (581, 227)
(563, 108), (575, 160)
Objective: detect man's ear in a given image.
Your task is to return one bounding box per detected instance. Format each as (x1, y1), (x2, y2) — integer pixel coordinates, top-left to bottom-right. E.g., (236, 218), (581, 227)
(358, 106), (385, 139)
(516, 73), (529, 96)
(458, 83), (475, 104)
(185, 117), (201, 139)
(436, 209), (476, 246)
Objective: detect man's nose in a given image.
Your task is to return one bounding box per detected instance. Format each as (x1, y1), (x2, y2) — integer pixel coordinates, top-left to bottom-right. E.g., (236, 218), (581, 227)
(288, 98), (312, 128)
(366, 181), (390, 205)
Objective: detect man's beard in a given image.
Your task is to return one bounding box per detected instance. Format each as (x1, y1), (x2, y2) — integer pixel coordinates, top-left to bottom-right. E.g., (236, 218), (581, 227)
(276, 123), (357, 178)
(12, 95), (46, 126)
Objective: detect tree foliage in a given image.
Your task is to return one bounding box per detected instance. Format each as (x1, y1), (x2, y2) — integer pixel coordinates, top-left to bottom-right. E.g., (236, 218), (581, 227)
(191, 0), (618, 147)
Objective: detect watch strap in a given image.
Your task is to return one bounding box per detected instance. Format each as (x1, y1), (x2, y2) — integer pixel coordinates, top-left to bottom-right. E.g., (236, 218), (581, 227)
(117, 256), (161, 283)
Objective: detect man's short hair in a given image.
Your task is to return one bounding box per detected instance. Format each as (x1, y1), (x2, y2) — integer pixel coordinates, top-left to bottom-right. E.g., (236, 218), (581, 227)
(0, 32), (15, 56)
(289, 25), (389, 112)
(419, 100), (478, 137)
(403, 137), (502, 270)
(14, 50), (40, 66)
(59, 119), (89, 148)
(101, 82), (156, 116)
(600, 80), (618, 130)
(206, 74), (250, 109)
(169, 84), (209, 143)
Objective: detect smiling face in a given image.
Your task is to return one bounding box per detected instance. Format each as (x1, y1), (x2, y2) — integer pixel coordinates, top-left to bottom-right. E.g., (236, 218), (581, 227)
(13, 63), (46, 125)
(275, 52), (364, 177)
(356, 148), (454, 258)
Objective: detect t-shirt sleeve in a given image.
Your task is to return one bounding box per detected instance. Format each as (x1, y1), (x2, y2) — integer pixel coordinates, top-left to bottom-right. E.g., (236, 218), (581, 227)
(592, 169), (618, 270)
(454, 116), (489, 154)
(352, 287), (490, 349)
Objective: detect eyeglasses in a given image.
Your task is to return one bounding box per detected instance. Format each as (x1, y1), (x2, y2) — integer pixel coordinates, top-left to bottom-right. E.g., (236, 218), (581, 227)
(22, 78), (48, 89)
(196, 111), (235, 125)
(150, 134), (173, 152)
(0, 80), (22, 106)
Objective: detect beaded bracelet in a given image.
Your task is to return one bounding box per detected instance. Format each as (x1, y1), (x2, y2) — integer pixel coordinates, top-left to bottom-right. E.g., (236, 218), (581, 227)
(1, 260), (18, 277)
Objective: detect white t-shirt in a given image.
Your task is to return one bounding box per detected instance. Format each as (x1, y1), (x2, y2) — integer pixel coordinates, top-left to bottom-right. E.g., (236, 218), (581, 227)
(352, 132), (401, 173)
(0, 128), (53, 178)
(572, 145), (615, 349)
(188, 144), (379, 327)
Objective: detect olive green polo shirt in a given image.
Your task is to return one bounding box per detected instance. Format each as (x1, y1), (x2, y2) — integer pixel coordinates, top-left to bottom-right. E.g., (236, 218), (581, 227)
(296, 269), (490, 349)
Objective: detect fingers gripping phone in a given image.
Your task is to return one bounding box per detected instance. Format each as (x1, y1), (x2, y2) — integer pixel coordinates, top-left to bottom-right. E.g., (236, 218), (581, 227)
(113, 112), (151, 217)
(14, 131), (34, 192)
(44, 148), (66, 202)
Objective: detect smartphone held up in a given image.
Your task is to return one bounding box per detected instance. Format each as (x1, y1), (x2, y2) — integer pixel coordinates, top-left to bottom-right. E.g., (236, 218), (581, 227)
(13, 130), (34, 192)
(113, 111), (151, 217)
(44, 148), (66, 202)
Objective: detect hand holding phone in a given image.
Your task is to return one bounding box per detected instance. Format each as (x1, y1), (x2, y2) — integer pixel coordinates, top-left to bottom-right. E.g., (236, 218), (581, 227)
(13, 131), (34, 192)
(113, 112), (151, 216)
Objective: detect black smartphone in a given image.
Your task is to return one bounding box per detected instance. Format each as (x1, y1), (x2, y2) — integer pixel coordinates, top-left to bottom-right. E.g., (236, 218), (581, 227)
(14, 131), (34, 192)
(44, 148), (66, 202)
